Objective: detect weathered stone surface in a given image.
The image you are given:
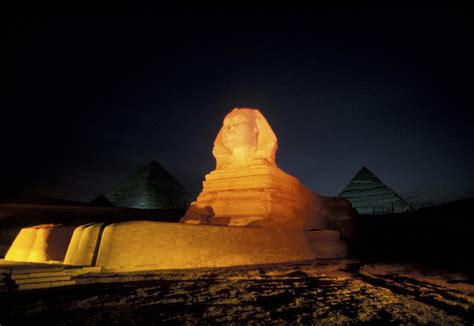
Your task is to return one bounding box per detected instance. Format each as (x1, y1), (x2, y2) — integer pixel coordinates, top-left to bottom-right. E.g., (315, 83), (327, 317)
(63, 223), (93, 265)
(64, 223), (104, 266)
(95, 221), (314, 272)
(15, 276), (71, 284)
(213, 108), (278, 169)
(181, 108), (354, 234)
(182, 163), (328, 229)
(5, 224), (74, 263)
(4, 227), (37, 262)
(18, 280), (75, 290)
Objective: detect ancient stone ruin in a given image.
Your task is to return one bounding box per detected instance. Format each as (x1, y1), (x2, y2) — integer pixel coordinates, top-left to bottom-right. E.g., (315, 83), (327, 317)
(181, 108), (355, 232)
(5, 108), (356, 272)
(107, 160), (193, 209)
(5, 224), (74, 263)
(340, 166), (413, 214)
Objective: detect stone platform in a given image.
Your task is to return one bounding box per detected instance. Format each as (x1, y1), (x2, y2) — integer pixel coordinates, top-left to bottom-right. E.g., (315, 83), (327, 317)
(95, 221), (315, 272)
(0, 259), (101, 291)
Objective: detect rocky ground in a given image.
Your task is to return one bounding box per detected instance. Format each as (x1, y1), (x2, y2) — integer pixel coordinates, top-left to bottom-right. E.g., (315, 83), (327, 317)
(1, 260), (473, 325)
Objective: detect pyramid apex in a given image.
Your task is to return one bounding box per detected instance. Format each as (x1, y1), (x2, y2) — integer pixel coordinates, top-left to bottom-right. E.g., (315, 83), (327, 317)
(355, 166), (375, 178)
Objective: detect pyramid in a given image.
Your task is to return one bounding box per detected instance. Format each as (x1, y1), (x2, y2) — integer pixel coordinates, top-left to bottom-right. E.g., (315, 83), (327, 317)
(106, 161), (194, 209)
(339, 167), (413, 214)
(90, 195), (114, 207)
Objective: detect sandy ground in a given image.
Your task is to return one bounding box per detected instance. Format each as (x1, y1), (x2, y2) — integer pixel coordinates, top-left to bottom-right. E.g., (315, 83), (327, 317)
(1, 260), (473, 325)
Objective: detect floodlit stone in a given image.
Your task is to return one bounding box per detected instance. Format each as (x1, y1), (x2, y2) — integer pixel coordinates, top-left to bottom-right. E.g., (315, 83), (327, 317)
(5, 224), (74, 263)
(181, 108), (355, 233)
(63, 223), (92, 265)
(64, 223), (104, 266)
(6, 107), (356, 270)
(4, 227), (37, 262)
(95, 221), (314, 272)
(213, 108), (278, 169)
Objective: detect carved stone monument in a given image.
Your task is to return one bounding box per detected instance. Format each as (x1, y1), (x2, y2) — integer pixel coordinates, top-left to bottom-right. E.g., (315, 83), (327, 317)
(181, 108), (355, 256)
(5, 107), (356, 271)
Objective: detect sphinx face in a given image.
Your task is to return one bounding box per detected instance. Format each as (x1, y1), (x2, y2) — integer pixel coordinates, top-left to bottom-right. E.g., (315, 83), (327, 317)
(221, 114), (258, 151)
(213, 108), (278, 168)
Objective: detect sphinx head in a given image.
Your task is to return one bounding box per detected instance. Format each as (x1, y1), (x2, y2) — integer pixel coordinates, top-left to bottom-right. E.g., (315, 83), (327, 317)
(213, 108), (278, 168)
(221, 114), (258, 150)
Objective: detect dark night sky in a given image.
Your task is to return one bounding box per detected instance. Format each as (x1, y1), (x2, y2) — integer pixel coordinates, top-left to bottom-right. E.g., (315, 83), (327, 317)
(3, 8), (473, 204)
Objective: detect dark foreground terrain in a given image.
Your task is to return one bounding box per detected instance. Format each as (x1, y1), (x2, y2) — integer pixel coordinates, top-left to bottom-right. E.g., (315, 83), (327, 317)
(1, 260), (473, 325)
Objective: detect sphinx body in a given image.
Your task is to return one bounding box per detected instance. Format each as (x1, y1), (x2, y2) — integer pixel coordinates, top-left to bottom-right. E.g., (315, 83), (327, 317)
(181, 108), (355, 257)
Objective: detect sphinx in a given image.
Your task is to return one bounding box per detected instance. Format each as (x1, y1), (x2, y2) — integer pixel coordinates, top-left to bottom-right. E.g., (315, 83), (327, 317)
(181, 108), (355, 234)
(5, 108), (355, 272)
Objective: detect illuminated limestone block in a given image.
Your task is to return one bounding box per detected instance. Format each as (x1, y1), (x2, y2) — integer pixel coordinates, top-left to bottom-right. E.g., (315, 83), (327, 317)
(64, 223), (104, 266)
(63, 223), (93, 264)
(4, 227), (37, 262)
(96, 221), (314, 272)
(181, 108), (354, 231)
(184, 163), (328, 229)
(5, 224), (74, 263)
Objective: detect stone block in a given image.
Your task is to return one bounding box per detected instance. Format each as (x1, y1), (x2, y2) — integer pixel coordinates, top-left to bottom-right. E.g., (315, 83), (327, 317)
(96, 221), (314, 272)
(5, 224), (74, 263)
(64, 223), (104, 266)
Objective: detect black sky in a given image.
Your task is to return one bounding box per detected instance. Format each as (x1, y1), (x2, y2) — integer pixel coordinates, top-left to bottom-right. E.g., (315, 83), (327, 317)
(3, 8), (473, 204)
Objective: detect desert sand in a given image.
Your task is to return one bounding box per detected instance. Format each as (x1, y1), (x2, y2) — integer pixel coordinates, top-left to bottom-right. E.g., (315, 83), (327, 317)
(2, 260), (473, 325)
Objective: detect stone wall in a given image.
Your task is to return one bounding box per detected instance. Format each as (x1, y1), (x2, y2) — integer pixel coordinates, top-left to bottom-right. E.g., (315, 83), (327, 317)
(5, 224), (74, 263)
(64, 223), (104, 266)
(95, 221), (315, 272)
(0, 203), (186, 257)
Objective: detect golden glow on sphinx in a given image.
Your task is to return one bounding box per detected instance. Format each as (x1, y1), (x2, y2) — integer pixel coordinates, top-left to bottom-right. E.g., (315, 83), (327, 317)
(181, 107), (354, 231)
(213, 108), (278, 168)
